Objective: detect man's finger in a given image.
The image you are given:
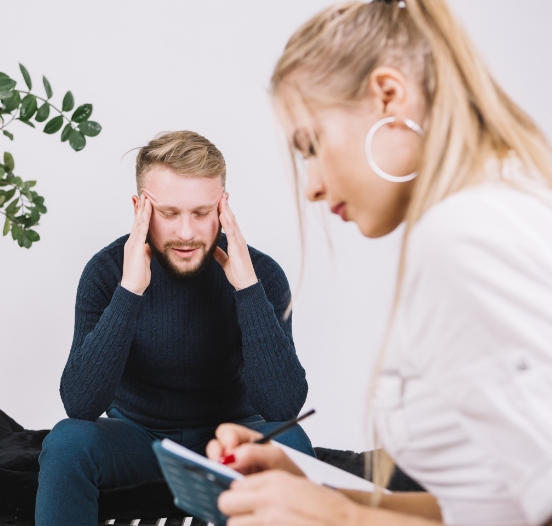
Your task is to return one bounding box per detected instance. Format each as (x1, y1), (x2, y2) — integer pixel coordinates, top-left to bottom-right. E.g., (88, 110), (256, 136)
(213, 246), (229, 268)
(136, 196), (152, 240)
(144, 243), (152, 263)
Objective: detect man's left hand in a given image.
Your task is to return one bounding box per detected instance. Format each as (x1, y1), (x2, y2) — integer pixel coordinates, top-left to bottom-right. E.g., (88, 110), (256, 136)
(214, 193), (258, 291)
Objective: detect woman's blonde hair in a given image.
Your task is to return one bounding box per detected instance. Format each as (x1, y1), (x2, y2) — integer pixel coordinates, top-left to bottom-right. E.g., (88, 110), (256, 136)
(270, 0), (552, 499)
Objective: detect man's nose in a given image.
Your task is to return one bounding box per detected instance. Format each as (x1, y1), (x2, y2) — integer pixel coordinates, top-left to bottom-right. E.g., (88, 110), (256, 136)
(174, 215), (197, 241)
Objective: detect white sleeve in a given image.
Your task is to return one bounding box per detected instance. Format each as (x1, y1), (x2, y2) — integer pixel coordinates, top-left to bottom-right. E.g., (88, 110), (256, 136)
(401, 187), (552, 525)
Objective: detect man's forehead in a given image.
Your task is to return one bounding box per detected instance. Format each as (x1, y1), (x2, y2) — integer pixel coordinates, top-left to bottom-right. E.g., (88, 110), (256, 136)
(142, 168), (224, 209)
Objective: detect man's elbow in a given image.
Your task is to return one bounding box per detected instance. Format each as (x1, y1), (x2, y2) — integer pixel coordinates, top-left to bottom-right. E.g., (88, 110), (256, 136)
(60, 387), (102, 422)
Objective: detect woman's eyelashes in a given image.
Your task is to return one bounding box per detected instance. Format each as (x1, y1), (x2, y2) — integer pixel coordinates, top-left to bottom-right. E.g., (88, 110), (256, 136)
(293, 128), (318, 159)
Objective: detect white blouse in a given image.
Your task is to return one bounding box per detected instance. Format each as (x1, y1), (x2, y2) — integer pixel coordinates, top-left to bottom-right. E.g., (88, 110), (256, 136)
(375, 175), (552, 525)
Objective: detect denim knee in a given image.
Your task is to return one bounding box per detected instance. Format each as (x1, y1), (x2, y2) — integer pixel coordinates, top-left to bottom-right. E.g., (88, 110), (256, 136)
(39, 418), (103, 469)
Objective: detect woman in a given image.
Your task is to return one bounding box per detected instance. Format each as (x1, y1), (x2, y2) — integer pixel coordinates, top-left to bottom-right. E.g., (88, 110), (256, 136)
(206, 0), (552, 524)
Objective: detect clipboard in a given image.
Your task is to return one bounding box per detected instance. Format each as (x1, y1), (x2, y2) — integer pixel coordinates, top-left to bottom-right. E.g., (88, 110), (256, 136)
(152, 438), (243, 525)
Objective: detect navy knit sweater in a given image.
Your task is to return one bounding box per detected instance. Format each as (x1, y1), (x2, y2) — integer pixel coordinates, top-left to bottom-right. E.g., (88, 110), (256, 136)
(60, 234), (308, 429)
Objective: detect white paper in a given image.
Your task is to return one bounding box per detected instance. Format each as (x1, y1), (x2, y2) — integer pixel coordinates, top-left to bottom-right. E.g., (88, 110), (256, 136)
(275, 443), (390, 493)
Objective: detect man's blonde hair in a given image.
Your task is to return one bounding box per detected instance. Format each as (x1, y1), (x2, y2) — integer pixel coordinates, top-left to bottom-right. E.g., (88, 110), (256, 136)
(135, 131), (226, 192)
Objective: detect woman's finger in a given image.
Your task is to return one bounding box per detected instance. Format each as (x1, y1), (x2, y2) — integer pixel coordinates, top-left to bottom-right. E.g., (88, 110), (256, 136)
(218, 488), (259, 516)
(227, 515), (259, 526)
(230, 444), (304, 476)
(206, 438), (224, 462)
(214, 424), (263, 451)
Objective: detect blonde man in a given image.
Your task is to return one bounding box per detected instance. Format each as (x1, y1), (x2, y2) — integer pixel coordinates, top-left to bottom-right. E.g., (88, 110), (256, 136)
(36, 131), (313, 526)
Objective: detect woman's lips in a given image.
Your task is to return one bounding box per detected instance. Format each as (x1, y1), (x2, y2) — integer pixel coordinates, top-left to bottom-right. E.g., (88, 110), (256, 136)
(331, 202), (347, 221)
(172, 247), (198, 259)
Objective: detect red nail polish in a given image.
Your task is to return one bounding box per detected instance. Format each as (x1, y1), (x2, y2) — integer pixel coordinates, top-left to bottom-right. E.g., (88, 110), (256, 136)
(220, 454), (235, 465)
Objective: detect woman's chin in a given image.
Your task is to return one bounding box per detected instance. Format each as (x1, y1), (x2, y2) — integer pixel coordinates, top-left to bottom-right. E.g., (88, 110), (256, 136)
(357, 216), (401, 238)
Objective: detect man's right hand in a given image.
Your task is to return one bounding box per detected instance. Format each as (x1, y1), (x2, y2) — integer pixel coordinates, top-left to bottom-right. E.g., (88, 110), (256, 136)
(121, 194), (153, 296)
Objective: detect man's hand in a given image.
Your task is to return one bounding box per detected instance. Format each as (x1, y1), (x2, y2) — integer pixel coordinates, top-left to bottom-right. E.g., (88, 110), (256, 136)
(121, 194), (153, 296)
(214, 193), (258, 291)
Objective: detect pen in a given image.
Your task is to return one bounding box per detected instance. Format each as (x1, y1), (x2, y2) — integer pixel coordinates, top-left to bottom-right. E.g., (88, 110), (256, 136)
(220, 409), (315, 465)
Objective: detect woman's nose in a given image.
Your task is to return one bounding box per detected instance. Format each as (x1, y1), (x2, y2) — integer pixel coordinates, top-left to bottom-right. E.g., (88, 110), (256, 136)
(305, 166), (326, 202)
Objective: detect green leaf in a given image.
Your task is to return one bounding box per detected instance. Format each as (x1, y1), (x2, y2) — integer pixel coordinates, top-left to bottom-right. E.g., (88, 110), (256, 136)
(61, 123), (72, 142)
(5, 198), (20, 215)
(43, 115), (64, 134)
(0, 72), (16, 99)
(71, 103), (92, 123)
(19, 230), (32, 248)
(11, 221), (22, 241)
(69, 129), (86, 151)
(4, 152), (14, 171)
(19, 94), (37, 121)
(43, 75), (53, 99)
(2, 90), (21, 112)
(2, 188), (16, 202)
(2, 130), (14, 141)
(26, 229), (40, 242)
(2, 217), (10, 236)
(19, 63), (32, 90)
(25, 180), (37, 188)
(35, 102), (50, 122)
(0, 195), (5, 207)
(0, 166), (4, 177)
(62, 91), (74, 112)
(78, 120), (101, 137)
(18, 118), (35, 128)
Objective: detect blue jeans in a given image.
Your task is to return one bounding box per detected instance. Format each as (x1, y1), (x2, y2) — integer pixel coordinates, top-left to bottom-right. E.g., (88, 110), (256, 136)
(36, 409), (315, 525)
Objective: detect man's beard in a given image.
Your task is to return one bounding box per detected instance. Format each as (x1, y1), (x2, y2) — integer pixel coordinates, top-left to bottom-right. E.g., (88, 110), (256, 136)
(147, 226), (221, 280)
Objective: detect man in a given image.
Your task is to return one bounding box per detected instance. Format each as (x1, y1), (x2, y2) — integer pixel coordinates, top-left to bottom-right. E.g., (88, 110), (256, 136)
(36, 131), (313, 525)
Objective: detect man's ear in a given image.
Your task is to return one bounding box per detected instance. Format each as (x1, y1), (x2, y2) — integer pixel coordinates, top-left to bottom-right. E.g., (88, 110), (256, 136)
(131, 195), (140, 216)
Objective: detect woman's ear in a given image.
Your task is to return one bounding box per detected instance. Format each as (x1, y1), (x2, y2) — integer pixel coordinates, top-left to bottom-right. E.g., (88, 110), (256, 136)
(367, 66), (408, 118)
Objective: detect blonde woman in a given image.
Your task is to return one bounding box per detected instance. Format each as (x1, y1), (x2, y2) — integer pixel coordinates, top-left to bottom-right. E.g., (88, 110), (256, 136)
(206, 0), (552, 524)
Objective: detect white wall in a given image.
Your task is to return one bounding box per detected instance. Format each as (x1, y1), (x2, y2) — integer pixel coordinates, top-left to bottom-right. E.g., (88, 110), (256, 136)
(1, 0), (551, 452)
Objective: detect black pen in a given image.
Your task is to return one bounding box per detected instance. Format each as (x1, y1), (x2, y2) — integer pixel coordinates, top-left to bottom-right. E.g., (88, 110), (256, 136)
(220, 409), (316, 464)
(254, 409), (316, 444)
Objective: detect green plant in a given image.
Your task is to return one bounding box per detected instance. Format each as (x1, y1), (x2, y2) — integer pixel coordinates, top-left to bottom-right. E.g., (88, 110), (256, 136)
(0, 64), (101, 248)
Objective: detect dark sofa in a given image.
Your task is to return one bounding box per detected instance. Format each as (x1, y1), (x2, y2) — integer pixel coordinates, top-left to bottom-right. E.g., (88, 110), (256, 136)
(0, 409), (423, 524)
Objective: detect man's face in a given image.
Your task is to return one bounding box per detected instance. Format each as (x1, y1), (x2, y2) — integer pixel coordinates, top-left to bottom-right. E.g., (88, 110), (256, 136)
(135, 165), (224, 279)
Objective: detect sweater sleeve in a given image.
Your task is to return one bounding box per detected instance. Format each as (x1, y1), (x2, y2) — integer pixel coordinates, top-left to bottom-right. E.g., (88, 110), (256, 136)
(234, 262), (308, 422)
(60, 253), (144, 421)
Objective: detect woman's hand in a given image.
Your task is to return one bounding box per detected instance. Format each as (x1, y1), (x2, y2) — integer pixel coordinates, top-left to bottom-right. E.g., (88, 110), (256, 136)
(219, 471), (361, 526)
(206, 424), (304, 476)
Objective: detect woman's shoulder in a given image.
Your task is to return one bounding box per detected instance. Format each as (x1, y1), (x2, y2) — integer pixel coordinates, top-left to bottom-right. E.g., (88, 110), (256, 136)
(409, 181), (552, 265)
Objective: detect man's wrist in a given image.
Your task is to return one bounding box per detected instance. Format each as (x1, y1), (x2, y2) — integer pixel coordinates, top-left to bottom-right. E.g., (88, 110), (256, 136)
(234, 277), (258, 291)
(120, 279), (145, 296)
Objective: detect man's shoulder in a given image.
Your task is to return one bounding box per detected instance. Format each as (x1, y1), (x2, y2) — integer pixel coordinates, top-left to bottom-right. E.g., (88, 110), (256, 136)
(81, 234), (129, 280)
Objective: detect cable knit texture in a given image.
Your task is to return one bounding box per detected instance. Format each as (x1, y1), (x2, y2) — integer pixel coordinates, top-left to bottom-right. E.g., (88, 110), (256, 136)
(60, 234), (308, 428)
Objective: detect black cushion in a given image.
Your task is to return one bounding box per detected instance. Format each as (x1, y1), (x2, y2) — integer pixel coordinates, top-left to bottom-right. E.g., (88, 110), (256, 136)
(0, 409), (423, 522)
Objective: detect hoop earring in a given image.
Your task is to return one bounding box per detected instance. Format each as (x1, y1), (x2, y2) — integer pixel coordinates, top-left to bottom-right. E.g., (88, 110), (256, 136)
(365, 116), (423, 183)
